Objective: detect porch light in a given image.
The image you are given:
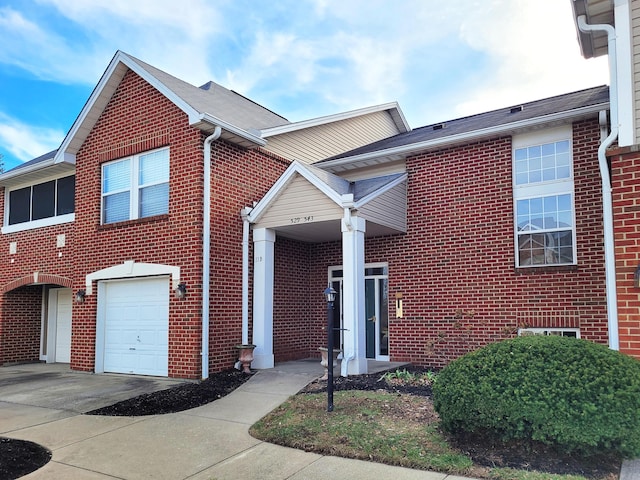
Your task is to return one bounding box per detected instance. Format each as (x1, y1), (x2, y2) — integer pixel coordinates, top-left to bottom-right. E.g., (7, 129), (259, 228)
(324, 286), (336, 303)
(175, 283), (187, 299)
(324, 285), (337, 412)
(634, 265), (640, 289)
(75, 289), (86, 304)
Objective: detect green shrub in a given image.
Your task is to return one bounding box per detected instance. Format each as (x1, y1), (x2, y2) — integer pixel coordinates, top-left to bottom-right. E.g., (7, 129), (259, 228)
(432, 335), (640, 457)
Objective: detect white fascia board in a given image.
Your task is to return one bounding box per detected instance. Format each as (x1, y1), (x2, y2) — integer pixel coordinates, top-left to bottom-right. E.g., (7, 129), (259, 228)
(319, 102), (608, 172)
(261, 102), (410, 137)
(353, 173), (408, 209)
(197, 113), (267, 147)
(247, 160), (346, 223)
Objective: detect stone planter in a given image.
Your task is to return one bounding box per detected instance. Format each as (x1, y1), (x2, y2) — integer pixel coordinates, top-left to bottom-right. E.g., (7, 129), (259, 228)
(318, 347), (341, 380)
(235, 344), (256, 374)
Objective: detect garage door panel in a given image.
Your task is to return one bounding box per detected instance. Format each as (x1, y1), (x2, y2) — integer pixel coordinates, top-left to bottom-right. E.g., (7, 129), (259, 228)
(102, 277), (169, 376)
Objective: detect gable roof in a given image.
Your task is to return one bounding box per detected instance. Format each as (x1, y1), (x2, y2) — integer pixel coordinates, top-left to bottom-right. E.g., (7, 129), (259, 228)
(247, 160), (407, 224)
(319, 85), (610, 173)
(260, 102), (409, 137)
(53, 50), (291, 166)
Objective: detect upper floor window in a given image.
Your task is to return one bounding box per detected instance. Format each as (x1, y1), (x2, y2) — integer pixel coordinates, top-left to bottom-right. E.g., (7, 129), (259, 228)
(513, 127), (575, 267)
(7, 175), (75, 226)
(101, 148), (169, 224)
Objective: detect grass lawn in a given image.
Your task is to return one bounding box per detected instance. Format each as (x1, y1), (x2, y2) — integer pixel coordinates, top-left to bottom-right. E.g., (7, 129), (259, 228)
(250, 389), (618, 480)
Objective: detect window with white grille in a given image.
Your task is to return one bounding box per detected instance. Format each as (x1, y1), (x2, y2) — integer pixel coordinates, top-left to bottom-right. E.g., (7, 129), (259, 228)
(102, 148), (169, 224)
(513, 127), (575, 267)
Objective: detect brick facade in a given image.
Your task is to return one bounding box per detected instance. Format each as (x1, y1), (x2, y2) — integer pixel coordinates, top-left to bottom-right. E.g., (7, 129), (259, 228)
(610, 147), (640, 357)
(287, 119), (609, 369)
(0, 69), (288, 377)
(0, 61), (628, 376)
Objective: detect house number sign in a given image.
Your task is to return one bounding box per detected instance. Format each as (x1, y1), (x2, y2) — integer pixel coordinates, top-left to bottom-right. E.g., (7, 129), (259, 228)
(290, 215), (314, 224)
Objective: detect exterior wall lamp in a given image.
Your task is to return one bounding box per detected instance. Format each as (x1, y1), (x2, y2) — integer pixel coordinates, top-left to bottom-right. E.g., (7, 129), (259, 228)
(75, 289), (86, 304)
(175, 283), (187, 299)
(634, 265), (640, 289)
(324, 285), (337, 412)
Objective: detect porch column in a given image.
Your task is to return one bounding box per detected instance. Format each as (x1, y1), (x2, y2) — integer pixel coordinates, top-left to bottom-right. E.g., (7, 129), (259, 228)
(341, 215), (367, 376)
(252, 227), (276, 369)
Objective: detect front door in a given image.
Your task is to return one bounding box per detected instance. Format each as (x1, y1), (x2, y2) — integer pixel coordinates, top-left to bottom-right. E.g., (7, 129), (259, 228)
(46, 288), (72, 363)
(330, 264), (389, 360)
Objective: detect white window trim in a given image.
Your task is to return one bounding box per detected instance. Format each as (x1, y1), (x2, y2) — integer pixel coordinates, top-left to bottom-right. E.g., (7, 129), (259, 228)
(518, 328), (580, 338)
(513, 126), (577, 267)
(2, 172), (75, 233)
(101, 147), (169, 224)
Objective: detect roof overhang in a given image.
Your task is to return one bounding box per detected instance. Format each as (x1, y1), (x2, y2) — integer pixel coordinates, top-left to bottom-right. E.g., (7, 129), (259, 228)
(571, 0), (614, 59)
(318, 101), (608, 173)
(0, 155), (75, 188)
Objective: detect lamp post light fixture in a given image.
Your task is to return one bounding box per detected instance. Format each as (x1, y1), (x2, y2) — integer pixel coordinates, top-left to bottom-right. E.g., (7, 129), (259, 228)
(324, 285), (337, 412)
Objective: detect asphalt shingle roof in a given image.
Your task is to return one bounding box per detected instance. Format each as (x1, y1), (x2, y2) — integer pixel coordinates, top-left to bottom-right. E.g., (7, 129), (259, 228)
(327, 85), (609, 160)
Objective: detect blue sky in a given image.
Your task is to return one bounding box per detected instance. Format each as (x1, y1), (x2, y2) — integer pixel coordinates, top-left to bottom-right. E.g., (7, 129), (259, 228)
(0, 0), (608, 171)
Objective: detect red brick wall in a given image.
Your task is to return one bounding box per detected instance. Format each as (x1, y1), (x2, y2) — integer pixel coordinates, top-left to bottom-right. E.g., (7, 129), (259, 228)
(207, 144), (289, 371)
(72, 69), (207, 377)
(273, 236), (312, 361)
(72, 69), (290, 378)
(1, 286), (43, 364)
(0, 182), (75, 364)
(611, 148), (640, 358)
(300, 120), (608, 368)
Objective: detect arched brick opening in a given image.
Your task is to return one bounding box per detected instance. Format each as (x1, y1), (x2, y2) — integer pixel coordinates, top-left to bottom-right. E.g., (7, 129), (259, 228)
(1, 273), (73, 293)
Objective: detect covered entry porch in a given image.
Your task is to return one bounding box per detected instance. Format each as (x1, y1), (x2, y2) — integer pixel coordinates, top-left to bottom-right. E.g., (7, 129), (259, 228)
(245, 161), (407, 375)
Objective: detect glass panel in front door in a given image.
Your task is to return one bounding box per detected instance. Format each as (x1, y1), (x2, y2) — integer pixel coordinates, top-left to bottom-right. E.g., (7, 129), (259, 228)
(365, 279), (376, 358)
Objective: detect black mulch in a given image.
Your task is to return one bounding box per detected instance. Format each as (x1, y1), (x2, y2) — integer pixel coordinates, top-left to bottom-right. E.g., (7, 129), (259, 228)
(0, 438), (51, 480)
(86, 368), (250, 416)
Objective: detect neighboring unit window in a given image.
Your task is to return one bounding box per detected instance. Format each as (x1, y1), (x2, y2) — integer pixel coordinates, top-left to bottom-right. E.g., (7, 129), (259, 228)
(513, 129), (575, 267)
(8, 175), (75, 225)
(101, 148), (169, 224)
(519, 328), (580, 338)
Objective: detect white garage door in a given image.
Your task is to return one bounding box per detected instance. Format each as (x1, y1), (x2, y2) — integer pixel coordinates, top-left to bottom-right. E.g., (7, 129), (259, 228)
(103, 277), (169, 376)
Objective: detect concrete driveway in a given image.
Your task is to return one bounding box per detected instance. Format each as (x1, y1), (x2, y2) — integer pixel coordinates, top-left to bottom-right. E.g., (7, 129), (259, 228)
(0, 363), (187, 419)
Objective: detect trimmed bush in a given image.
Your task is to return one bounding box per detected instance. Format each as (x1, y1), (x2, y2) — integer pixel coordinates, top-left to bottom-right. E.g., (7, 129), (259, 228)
(432, 335), (640, 457)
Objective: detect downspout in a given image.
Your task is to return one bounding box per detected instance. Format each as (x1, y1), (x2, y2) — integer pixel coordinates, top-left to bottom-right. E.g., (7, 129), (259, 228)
(202, 126), (222, 379)
(578, 16), (620, 350)
(341, 206), (356, 375)
(241, 207), (251, 345)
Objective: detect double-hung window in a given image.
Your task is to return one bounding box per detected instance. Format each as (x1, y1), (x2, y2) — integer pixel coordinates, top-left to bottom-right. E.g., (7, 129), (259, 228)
(101, 148), (169, 224)
(513, 127), (575, 267)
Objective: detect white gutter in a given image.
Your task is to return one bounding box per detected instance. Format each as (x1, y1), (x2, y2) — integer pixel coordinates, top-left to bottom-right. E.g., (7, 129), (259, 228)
(202, 126), (222, 379)
(241, 207), (252, 345)
(319, 103), (609, 172)
(578, 15), (619, 350)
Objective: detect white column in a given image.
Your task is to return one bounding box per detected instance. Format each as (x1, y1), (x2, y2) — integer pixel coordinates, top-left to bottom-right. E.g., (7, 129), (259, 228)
(340, 216), (367, 376)
(252, 228), (276, 369)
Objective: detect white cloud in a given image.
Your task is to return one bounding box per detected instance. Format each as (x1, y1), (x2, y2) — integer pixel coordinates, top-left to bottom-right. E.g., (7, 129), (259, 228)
(0, 113), (64, 162)
(450, 0), (609, 118)
(0, 0), (612, 131)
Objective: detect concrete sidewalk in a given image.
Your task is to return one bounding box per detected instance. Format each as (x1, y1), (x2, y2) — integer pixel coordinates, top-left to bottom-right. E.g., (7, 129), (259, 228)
(1, 360), (634, 480)
(1, 360), (467, 480)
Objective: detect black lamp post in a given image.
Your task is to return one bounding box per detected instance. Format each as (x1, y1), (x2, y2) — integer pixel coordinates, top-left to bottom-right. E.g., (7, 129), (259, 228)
(324, 285), (337, 412)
